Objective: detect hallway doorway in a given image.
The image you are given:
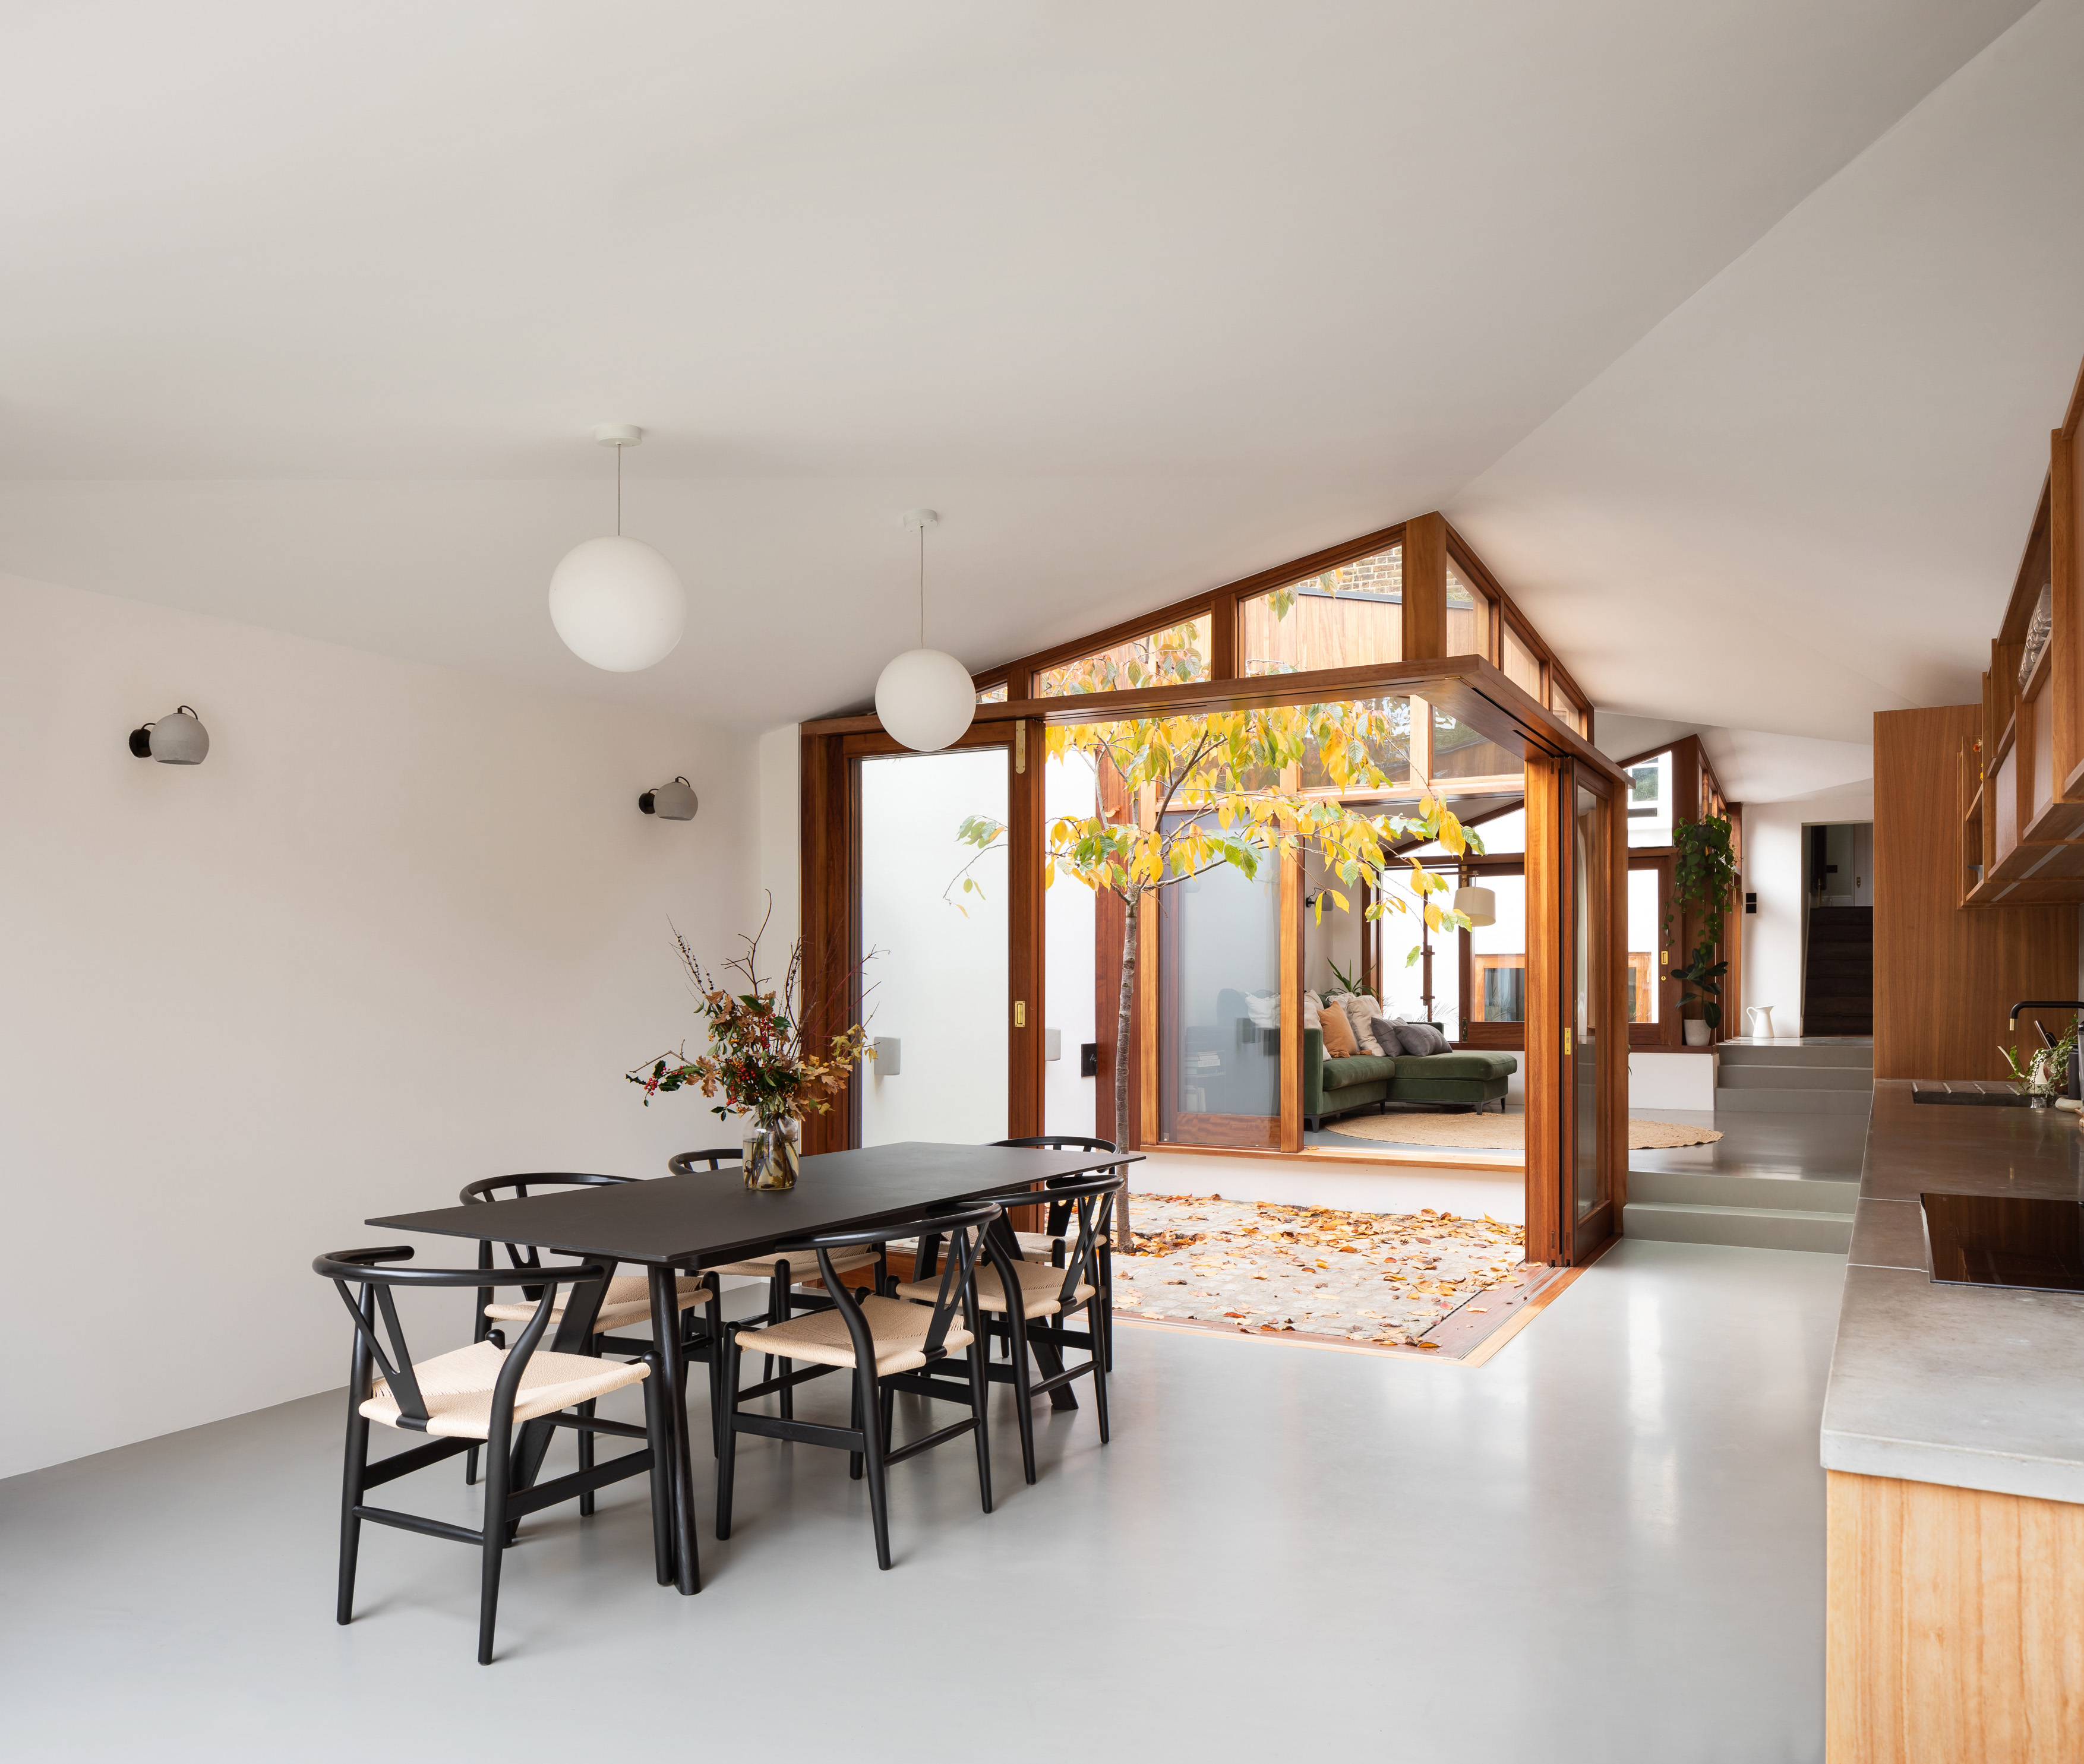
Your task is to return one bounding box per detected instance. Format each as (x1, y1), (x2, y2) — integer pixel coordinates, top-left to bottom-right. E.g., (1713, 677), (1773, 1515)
(1802, 823), (1872, 1036)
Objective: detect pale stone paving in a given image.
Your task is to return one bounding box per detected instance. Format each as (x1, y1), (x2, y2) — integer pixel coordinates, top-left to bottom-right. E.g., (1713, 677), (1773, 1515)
(1112, 1193), (1527, 1348)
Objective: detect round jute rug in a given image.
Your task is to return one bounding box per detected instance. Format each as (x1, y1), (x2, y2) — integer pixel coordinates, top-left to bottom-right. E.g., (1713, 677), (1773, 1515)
(1330, 1111), (1722, 1150)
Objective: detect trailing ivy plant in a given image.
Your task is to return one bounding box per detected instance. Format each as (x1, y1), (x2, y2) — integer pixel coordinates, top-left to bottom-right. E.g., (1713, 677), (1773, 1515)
(1666, 814), (1738, 1028)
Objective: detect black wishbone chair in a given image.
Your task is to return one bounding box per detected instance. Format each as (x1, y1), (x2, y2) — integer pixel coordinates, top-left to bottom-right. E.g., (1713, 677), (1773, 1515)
(668, 1147), (889, 1437)
(317, 1246), (673, 1666)
(992, 1134), (1123, 1370)
(900, 1170), (1122, 1486)
(716, 1202), (1000, 1570)
(463, 1172), (725, 1482)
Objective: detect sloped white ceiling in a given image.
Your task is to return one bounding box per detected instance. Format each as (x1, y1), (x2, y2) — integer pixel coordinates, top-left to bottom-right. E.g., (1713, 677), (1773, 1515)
(0, 0), (2070, 777)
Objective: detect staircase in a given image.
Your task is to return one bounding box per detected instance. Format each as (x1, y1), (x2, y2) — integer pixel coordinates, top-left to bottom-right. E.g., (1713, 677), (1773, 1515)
(1715, 1040), (1874, 1114)
(1802, 905), (1873, 1035)
(1624, 1168), (1856, 1253)
(1618, 1041), (1871, 1253)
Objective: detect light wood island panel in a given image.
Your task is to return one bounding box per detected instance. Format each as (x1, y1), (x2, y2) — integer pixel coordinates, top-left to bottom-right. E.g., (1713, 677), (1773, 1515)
(1827, 1469), (2084, 1763)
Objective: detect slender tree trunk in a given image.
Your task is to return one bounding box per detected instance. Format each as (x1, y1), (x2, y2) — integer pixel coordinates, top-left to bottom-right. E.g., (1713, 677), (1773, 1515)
(1113, 887), (1139, 1250)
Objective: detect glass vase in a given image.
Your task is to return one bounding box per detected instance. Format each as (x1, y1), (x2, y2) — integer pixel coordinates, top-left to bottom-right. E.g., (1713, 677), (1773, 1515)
(741, 1117), (801, 1191)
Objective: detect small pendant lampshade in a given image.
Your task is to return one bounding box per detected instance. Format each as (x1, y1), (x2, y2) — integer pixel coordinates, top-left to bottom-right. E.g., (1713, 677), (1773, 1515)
(548, 426), (686, 674)
(873, 510), (976, 753)
(1453, 884), (1496, 926)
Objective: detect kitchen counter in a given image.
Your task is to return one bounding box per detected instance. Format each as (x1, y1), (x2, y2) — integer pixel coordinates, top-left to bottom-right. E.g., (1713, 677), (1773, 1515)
(1820, 1079), (2084, 1502)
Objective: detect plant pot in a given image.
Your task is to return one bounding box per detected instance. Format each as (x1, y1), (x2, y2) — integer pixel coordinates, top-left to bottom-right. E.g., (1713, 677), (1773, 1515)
(741, 1118), (801, 1190)
(1683, 1020), (1713, 1047)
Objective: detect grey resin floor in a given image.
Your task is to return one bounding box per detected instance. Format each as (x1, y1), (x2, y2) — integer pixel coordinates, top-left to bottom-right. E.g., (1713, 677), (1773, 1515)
(1628, 1109), (1869, 1183)
(0, 1241), (1842, 1764)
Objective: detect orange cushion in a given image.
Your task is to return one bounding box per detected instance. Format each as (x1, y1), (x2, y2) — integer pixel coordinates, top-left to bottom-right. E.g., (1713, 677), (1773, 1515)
(1318, 1004), (1357, 1057)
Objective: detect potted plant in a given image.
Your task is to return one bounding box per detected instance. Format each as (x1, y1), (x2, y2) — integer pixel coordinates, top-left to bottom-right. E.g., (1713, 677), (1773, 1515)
(1668, 814), (1737, 1046)
(2003, 1017), (2081, 1109)
(629, 902), (872, 1189)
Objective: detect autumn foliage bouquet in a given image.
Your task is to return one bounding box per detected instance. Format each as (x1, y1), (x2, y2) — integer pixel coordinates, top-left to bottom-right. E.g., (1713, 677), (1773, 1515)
(628, 906), (872, 1128)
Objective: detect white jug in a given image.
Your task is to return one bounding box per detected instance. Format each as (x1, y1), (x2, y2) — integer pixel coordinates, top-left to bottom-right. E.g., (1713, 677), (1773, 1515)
(1745, 1005), (1775, 1039)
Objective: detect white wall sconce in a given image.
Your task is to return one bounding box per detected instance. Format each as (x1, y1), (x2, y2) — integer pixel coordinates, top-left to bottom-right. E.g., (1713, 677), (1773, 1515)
(637, 777), (698, 820)
(128, 705), (209, 764)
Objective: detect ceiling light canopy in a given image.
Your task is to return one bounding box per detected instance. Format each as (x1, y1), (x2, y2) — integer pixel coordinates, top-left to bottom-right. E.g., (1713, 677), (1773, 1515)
(548, 425), (686, 673)
(874, 510), (976, 753)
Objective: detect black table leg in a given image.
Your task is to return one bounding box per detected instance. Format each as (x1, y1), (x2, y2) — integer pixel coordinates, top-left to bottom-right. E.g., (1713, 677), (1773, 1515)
(508, 1266), (611, 1498)
(648, 1264), (701, 1595)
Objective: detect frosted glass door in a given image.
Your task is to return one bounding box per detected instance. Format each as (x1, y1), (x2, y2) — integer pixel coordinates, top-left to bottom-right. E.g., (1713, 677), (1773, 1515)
(857, 748), (1009, 1146)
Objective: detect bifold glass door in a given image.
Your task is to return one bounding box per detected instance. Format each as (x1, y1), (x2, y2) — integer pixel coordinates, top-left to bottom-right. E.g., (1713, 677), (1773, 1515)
(1156, 820), (1283, 1148)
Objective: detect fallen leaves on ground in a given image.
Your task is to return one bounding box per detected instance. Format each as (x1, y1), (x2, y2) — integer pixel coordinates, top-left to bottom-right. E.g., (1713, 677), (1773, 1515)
(1112, 1194), (1526, 1348)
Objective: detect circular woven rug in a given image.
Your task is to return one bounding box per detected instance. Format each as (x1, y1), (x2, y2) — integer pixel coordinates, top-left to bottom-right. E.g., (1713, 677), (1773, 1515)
(1330, 1112), (1721, 1150)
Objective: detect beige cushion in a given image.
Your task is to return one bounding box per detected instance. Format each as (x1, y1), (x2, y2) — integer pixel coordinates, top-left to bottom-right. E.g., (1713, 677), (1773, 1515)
(360, 1339), (648, 1439)
(733, 1293), (974, 1376)
(709, 1246), (881, 1284)
(1344, 994), (1385, 1055)
(484, 1272), (712, 1334)
(898, 1258), (1094, 1320)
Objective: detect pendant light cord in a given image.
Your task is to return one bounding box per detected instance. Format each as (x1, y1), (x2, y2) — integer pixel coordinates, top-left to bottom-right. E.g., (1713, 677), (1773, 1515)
(918, 524), (926, 649)
(615, 444), (623, 538)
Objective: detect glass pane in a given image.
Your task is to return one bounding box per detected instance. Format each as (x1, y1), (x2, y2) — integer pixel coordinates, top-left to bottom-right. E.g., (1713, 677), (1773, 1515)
(857, 750), (1009, 1145)
(1044, 745), (1100, 1137)
(1239, 545), (1403, 675)
(977, 682), (1009, 704)
(1446, 561), (1491, 656)
(1300, 695), (1411, 791)
(1372, 870), (1464, 1041)
(1157, 836), (1281, 1147)
(1574, 784), (1608, 1219)
(1502, 623), (1544, 698)
(1432, 704), (1524, 782)
(1627, 867), (1661, 1025)
(1626, 750), (1675, 846)
(1036, 617), (1210, 696)
(1467, 872), (1527, 1026)
(1402, 802), (1524, 862)
(1553, 690), (1589, 736)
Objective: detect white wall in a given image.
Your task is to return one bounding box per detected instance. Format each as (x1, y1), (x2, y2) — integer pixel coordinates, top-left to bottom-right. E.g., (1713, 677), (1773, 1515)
(756, 722), (801, 952)
(0, 571), (757, 1477)
(1739, 782), (1875, 1036)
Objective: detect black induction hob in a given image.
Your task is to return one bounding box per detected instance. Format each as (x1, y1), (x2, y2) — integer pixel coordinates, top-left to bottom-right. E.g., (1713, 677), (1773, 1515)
(1921, 1193), (2084, 1293)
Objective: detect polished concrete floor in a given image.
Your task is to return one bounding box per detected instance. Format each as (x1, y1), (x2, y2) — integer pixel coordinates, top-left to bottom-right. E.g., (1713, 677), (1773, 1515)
(1629, 1109), (1869, 1183)
(0, 1241), (1842, 1763)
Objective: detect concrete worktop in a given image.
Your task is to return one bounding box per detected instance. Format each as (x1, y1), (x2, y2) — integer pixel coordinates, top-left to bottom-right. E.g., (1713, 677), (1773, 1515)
(1819, 1079), (2084, 1503)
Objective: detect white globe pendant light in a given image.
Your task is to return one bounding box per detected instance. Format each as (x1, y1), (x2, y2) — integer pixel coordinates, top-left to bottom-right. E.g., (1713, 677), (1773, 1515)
(548, 425), (686, 672)
(874, 509), (977, 752)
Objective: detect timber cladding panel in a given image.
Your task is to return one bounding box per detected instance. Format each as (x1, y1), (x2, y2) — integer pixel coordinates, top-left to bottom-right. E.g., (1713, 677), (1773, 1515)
(1873, 706), (2076, 1081)
(1827, 1469), (2084, 1763)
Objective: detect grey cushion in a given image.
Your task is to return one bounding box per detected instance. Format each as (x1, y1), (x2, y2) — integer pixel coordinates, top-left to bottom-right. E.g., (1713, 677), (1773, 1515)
(1394, 1020), (1451, 1056)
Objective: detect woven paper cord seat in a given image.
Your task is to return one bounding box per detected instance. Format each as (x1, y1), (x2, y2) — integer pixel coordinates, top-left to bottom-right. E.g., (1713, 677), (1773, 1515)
(484, 1272), (712, 1334)
(359, 1339), (649, 1439)
(709, 1246), (880, 1284)
(898, 1258), (1094, 1320)
(734, 1294), (975, 1377)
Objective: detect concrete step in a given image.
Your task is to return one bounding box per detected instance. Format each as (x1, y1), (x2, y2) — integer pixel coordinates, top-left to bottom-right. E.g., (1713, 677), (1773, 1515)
(1713, 1087), (1874, 1115)
(1622, 1200), (1853, 1254)
(1718, 1044), (1873, 1070)
(1720, 1064), (1874, 1091)
(1628, 1168), (1859, 1214)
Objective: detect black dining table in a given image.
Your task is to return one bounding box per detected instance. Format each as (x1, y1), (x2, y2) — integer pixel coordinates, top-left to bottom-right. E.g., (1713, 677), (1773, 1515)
(368, 1140), (1140, 1595)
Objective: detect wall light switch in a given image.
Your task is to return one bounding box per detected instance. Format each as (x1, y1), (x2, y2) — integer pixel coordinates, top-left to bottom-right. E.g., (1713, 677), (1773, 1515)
(1081, 1042), (1099, 1077)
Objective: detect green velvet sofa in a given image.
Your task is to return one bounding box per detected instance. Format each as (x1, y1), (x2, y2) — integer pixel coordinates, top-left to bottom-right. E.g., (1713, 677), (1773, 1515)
(1303, 1026), (1518, 1129)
